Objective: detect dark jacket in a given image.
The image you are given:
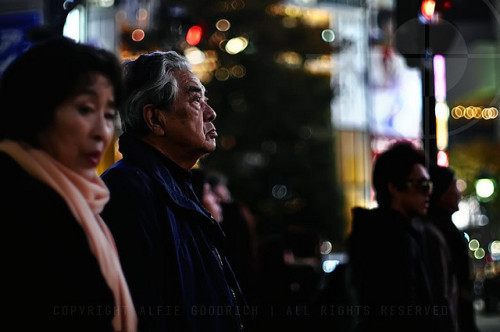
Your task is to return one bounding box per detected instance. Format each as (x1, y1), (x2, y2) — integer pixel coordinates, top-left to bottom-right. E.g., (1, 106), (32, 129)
(427, 207), (479, 332)
(347, 207), (440, 332)
(101, 134), (245, 332)
(0, 152), (115, 331)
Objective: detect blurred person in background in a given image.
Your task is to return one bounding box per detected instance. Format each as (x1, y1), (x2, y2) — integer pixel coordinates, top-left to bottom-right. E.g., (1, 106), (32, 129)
(191, 168), (224, 223)
(100, 51), (246, 331)
(205, 170), (259, 303)
(347, 142), (438, 332)
(426, 165), (479, 332)
(0, 36), (137, 331)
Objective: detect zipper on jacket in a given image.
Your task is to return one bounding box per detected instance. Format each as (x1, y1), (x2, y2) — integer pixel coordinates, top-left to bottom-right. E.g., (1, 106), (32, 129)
(214, 247), (244, 331)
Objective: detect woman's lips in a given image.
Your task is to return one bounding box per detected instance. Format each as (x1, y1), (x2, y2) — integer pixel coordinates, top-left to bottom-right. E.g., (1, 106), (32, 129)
(86, 151), (102, 167)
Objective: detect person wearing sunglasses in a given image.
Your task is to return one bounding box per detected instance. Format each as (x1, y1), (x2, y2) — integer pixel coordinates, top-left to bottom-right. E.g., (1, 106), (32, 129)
(347, 141), (441, 332)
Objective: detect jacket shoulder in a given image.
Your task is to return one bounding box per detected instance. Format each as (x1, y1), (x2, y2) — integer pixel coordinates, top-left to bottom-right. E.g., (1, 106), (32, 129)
(102, 160), (156, 193)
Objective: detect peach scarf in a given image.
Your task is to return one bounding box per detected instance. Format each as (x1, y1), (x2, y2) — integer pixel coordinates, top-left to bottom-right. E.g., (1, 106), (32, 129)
(0, 140), (137, 332)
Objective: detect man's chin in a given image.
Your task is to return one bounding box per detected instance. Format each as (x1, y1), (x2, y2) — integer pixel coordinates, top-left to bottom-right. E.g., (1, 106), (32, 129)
(205, 141), (217, 152)
(199, 146), (216, 159)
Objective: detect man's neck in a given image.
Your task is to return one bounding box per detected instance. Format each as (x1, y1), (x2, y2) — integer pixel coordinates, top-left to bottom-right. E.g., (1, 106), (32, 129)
(389, 203), (412, 220)
(140, 135), (198, 170)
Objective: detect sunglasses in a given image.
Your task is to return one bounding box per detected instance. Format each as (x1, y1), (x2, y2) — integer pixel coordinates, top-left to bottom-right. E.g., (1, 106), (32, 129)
(406, 179), (433, 194)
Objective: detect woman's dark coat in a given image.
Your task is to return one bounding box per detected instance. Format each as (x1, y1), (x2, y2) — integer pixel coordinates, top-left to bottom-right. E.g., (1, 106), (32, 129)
(1, 152), (115, 331)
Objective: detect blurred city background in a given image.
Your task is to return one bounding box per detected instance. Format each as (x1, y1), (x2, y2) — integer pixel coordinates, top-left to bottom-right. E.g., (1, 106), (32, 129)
(1, 0), (499, 330)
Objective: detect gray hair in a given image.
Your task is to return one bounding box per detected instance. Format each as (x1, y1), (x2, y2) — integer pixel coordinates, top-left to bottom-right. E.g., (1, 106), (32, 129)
(120, 51), (192, 135)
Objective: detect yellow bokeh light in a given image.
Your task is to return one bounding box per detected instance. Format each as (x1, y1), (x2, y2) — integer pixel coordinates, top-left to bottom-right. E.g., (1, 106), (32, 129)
(225, 37), (248, 55)
(274, 51), (302, 67)
(230, 65), (246, 78)
(450, 105), (498, 120)
(215, 67), (230, 81)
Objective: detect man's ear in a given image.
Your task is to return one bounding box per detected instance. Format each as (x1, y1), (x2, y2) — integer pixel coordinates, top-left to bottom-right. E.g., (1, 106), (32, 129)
(388, 182), (399, 195)
(142, 105), (165, 136)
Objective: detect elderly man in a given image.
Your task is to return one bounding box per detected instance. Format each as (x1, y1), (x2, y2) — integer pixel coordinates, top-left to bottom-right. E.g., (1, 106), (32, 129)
(101, 51), (245, 331)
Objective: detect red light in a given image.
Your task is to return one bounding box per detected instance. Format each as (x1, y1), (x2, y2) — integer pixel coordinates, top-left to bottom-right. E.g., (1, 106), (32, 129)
(437, 0), (453, 11)
(186, 25), (202, 46)
(131, 29), (145, 42)
(421, 0), (436, 21)
(437, 150), (449, 167)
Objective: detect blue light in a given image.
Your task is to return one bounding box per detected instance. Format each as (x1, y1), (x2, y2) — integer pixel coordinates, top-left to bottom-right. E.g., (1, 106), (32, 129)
(322, 260), (340, 273)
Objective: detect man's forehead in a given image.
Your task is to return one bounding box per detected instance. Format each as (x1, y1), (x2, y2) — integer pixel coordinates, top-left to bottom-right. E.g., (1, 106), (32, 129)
(174, 70), (204, 92)
(409, 163), (430, 178)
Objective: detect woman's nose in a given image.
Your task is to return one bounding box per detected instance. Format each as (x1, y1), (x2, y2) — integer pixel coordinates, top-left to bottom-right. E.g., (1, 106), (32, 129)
(93, 115), (113, 142)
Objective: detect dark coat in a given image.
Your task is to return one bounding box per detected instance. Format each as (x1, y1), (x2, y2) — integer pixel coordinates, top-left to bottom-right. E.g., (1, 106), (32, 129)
(101, 134), (245, 332)
(428, 208), (479, 332)
(0, 152), (115, 331)
(347, 207), (441, 332)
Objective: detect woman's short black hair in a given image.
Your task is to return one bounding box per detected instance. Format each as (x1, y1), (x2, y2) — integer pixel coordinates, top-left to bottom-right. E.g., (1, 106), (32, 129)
(0, 36), (123, 146)
(372, 141), (427, 207)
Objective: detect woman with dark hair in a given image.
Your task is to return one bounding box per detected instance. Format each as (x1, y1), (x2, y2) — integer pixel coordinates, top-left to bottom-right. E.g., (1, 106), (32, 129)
(0, 37), (137, 331)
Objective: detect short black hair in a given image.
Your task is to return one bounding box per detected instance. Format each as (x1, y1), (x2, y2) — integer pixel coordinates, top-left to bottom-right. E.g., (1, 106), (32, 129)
(0, 36), (123, 146)
(372, 141), (427, 207)
(429, 164), (455, 203)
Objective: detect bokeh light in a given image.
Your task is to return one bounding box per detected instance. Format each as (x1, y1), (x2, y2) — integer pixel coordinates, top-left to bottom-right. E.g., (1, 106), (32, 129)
(137, 8), (148, 21)
(184, 47), (205, 65)
(321, 29), (335, 42)
(272, 184), (288, 199)
(131, 29), (145, 42)
(225, 37), (248, 54)
(216, 19), (231, 31)
(320, 241), (333, 255)
(323, 260), (339, 273)
(474, 248), (486, 259)
(490, 240), (500, 260)
(456, 179), (467, 192)
(186, 25), (203, 46)
(451, 105), (498, 120)
(475, 178), (495, 200)
(469, 239), (480, 251)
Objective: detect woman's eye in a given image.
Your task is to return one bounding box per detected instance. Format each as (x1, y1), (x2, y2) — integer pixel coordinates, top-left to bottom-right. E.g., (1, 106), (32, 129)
(78, 105), (93, 114)
(105, 111), (117, 120)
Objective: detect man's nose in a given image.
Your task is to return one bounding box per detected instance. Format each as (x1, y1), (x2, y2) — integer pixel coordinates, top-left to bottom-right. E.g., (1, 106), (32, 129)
(204, 104), (216, 122)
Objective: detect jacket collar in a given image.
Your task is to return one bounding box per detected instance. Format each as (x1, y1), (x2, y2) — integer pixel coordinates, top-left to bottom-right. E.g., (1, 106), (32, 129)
(117, 133), (210, 216)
